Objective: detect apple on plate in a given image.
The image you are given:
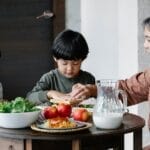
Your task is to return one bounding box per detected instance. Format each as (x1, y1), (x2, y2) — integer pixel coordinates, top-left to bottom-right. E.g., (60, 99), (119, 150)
(57, 103), (72, 117)
(72, 108), (90, 122)
(43, 106), (59, 119)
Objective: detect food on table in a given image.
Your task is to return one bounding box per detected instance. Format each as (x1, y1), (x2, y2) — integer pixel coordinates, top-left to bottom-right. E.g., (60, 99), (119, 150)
(0, 97), (39, 113)
(41, 103), (91, 129)
(78, 97), (96, 108)
(42, 103), (72, 119)
(78, 104), (94, 108)
(43, 106), (59, 119)
(50, 99), (71, 104)
(72, 108), (90, 122)
(43, 116), (77, 129)
(0, 97), (40, 128)
(57, 103), (72, 117)
(50, 98), (85, 105)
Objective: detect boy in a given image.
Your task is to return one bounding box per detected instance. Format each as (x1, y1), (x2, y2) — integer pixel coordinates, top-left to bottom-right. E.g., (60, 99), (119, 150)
(27, 29), (97, 105)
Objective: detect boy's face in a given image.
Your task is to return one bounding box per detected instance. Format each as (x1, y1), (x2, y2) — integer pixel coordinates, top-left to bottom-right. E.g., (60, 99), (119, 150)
(144, 26), (150, 52)
(54, 58), (82, 78)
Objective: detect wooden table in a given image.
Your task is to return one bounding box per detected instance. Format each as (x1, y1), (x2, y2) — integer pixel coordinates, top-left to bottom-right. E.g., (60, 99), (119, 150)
(0, 113), (145, 150)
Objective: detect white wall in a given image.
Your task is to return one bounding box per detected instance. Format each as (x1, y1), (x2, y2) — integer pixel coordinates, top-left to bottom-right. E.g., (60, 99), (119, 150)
(81, 0), (119, 80)
(65, 0), (81, 31)
(118, 0), (138, 79)
(80, 0), (138, 80)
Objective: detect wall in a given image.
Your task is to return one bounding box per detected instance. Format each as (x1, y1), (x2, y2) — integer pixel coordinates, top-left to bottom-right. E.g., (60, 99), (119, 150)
(81, 0), (118, 80)
(65, 0), (81, 31)
(118, 0), (138, 78)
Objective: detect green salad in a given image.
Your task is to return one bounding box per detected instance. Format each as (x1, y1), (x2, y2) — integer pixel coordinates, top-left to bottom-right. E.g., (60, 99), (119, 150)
(0, 97), (39, 113)
(78, 104), (94, 108)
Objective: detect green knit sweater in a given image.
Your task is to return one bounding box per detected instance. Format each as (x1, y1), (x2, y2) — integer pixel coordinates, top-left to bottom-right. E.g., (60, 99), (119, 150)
(26, 69), (95, 104)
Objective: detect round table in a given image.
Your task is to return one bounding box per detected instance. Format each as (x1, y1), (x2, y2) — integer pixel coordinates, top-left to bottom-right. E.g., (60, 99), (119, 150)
(0, 113), (145, 150)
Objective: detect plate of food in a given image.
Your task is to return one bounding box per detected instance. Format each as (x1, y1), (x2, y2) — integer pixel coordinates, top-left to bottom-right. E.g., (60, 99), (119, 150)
(31, 116), (92, 133)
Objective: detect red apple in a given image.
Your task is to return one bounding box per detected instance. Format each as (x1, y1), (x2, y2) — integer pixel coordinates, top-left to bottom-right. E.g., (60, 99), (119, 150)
(57, 103), (72, 117)
(72, 108), (90, 122)
(43, 106), (59, 119)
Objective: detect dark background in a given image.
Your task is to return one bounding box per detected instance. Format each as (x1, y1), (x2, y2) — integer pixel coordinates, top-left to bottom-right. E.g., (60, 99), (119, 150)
(0, 0), (65, 100)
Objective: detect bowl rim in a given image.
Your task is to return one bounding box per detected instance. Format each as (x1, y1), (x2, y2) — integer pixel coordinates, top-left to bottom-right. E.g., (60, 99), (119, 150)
(0, 110), (40, 114)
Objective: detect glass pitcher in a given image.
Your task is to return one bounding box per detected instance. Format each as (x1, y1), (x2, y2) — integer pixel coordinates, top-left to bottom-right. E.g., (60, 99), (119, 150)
(93, 79), (127, 129)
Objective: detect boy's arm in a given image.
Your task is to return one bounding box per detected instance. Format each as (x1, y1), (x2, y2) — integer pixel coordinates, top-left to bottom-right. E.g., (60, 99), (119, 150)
(26, 74), (51, 104)
(118, 69), (150, 106)
(26, 90), (48, 104)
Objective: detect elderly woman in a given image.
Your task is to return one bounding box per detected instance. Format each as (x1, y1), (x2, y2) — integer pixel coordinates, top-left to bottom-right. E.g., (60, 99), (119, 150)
(118, 17), (150, 150)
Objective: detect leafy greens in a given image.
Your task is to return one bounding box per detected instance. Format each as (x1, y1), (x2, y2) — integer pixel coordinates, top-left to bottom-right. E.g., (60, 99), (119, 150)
(0, 97), (39, 113)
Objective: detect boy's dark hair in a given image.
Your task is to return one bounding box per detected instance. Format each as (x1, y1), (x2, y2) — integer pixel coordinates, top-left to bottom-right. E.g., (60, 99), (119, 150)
(143, 17), (150, 30)
(51, 29), (89, 60)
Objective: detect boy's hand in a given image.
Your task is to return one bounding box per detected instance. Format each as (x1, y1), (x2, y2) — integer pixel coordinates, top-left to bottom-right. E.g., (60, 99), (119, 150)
(70, 83), (96, 101)
(47, 90), (82, 105)
(47, 90), (72, 101)
(46, 84), (97, 105)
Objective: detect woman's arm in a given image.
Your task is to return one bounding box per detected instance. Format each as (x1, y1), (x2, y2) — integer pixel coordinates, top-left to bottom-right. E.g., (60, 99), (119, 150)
(118, 69), (150, 105)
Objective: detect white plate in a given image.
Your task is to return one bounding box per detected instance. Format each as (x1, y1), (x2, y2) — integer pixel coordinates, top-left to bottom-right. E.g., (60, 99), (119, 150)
(36, 120), (86, 130)
(31, 121), (92, 133)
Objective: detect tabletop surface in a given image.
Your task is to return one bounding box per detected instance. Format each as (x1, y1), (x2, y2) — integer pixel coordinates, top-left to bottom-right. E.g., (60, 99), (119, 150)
(0, 113), (145, 141)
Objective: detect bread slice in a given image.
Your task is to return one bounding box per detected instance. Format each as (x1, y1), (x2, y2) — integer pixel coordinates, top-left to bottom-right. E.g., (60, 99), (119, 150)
(50, 99), (71, 104)
(50, 98), (84, 105)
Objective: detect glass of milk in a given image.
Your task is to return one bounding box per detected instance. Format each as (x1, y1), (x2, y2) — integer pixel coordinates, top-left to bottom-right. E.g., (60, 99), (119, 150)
(93, 79), (127, 129)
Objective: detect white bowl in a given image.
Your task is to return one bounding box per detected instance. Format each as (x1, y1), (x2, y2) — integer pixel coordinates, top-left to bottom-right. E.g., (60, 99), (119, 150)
(0, 110), (40, 128)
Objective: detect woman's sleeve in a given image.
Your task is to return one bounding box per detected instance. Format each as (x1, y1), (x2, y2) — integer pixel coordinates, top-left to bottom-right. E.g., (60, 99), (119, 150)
(118, 69), (150, 106)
